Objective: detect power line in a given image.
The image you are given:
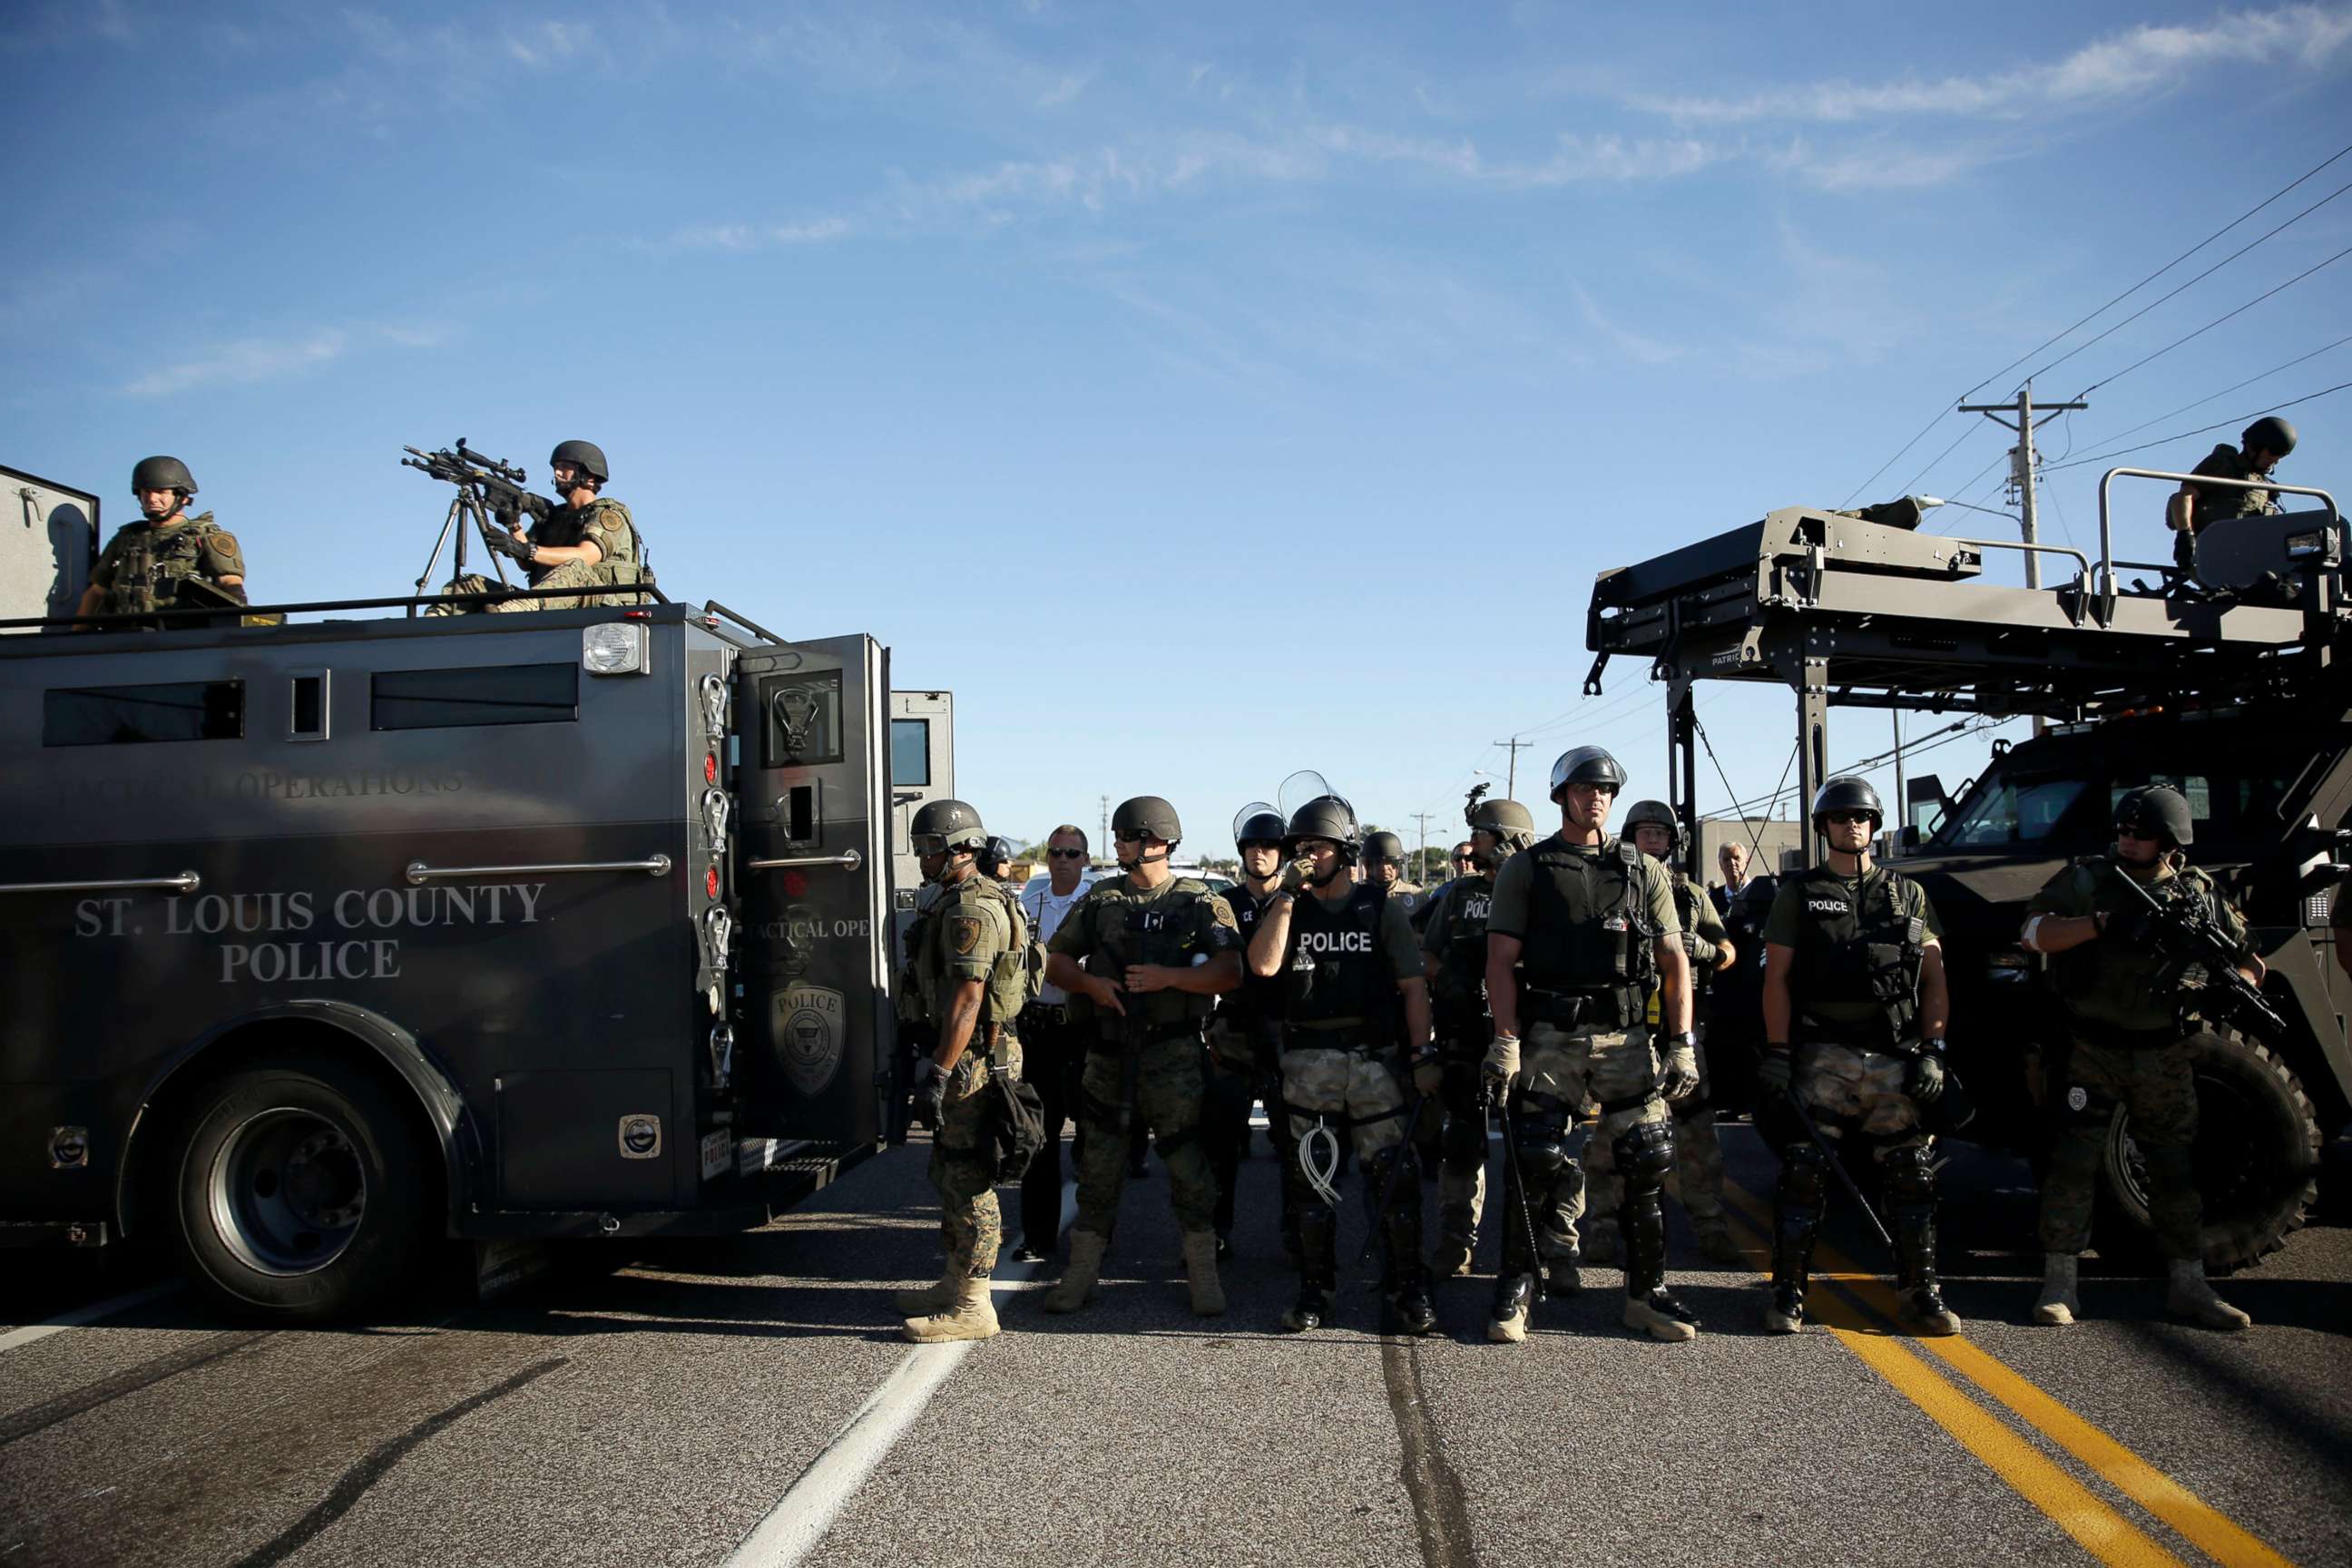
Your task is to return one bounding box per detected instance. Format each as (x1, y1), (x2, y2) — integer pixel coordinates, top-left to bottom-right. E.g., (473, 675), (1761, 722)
(2014, 179), (2352, 391)
(1895, 419), (1986, 501)
(2057, 331), (2352, 454)
(1842, 405), (1960, 509)
(2045, 378), (2352, 472)
(2074, 240), (2352, 397)
(1965, 139), (2352, 400)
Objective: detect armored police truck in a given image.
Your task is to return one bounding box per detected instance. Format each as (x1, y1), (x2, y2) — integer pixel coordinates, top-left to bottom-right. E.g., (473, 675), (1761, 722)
(0, 587), (949, 1320)
(1587, 469), (2347, 1270)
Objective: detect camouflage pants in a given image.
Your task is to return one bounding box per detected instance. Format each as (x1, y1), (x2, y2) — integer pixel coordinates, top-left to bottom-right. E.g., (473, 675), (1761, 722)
(1278, 1042), (1418, 1259)
(1583, 1033), (1727, 1232)
(1072, 1035), (1217, 1240)
(1516, 1022), (1663, 1263)
(929, 1047), (1021, 1276)
(423, 561), (639, 615)
(2040, 1034), (2203, 1259)
(1796, 1042), (1927, 1156)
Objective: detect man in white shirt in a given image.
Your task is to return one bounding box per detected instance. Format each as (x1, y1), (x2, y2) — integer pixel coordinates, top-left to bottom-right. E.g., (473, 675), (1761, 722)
(1013, 824), (1095, 1262)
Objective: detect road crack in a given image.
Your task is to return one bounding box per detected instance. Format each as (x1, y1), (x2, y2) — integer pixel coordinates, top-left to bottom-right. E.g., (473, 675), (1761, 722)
(1379, 1337), (1478, 1568)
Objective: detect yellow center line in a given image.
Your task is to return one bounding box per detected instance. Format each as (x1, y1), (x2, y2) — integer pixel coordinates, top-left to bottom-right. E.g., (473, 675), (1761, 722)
(1719, 1179), (2296, 1568)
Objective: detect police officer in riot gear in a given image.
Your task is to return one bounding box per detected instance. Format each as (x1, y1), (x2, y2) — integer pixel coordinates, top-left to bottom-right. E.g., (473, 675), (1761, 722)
(1042, 797), (1242, 1318)
(1363, 830), (1425, 917)
(2170, 415), (2297, 579)
(1596, 799), (1746, 1267)
(891, 798), (1031, 1343)
(2018, 785), (2258, 1330)
(1759, 776), (1960, 1336)
(78, 456), (248, 624)
(984, 836), (1018, 884)
(1203, 805), (1292, 1260)
(1247, 791), (1440, 1334)
(1417, 791), (1537, 1279)
(1482, 747), (1702, 1344)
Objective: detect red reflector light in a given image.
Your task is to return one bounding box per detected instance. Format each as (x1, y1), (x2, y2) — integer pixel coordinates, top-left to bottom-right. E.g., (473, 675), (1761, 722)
(704, 753), (718, 784)
(783, 871), (808, 897)
(624, 610), (652, 620)
(706, 867), (720, 899)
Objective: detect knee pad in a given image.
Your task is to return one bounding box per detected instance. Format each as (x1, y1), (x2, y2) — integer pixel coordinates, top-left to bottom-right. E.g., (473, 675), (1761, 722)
(1512, 1128), (1570, 1191)
(1878, 1143), (1936, 1207)
(1777, 1140), (1829, 1211)
(1612, 1118), (1677, 1194)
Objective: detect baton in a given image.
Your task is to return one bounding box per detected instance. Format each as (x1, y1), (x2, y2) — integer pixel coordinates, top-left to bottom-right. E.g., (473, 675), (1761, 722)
(1779, 1084), (1896, 1257)
(1356, 1082), (1428, 1264)
(1485, 1079), (1547, 1279)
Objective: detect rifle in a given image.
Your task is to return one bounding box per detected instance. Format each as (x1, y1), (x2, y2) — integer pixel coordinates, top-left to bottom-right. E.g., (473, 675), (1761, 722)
(401, 440), (553, 527)
(2105, 864), (2287, 1039)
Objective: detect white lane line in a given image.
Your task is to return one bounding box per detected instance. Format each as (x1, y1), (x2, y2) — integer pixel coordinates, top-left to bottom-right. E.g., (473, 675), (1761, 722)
(0, 1282), (182, 1356)
(726, 1181), (1076, 1568)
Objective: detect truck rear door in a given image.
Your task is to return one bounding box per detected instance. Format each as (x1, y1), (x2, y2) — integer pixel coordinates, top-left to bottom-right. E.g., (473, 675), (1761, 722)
(732, 636), (893, 1145)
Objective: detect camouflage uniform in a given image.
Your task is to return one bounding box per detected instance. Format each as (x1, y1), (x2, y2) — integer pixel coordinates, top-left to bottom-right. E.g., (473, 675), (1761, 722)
(906, 872), (1026, 1279)
(86, 513), (244, 617)
(429, 498), (647, 613)
(1046, 876), (1238, 1243)
(2028, 857), (2248, 1260)
(2177, 444), (2280, 574)
(1583, 867), (1734, 1256)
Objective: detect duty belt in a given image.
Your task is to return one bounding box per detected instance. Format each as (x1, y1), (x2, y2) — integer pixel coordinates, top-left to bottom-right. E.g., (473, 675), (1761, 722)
(1282, 1020), (1396, 1057)
(1521, 985), (1638, 1032)
(1020, 1002), (1072, 1026)
(1089, 1021), (1201, 1052)
(1797, 1013), (1909, 1052)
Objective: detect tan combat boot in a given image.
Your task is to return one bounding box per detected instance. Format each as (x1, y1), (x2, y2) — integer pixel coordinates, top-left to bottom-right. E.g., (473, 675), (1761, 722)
(2166, 1259), (2252, 1331)
(1431, 1235), (1475, 1279)
(1623, 1288), (1701, 1343)
(2031, 1253), (2080, 1327)
(1041, 1229), (1108, 1314)
(1181, 1230), (1227, 1317)
(903, 1274), (999, 1344)
(892, 1265), (961, 1317)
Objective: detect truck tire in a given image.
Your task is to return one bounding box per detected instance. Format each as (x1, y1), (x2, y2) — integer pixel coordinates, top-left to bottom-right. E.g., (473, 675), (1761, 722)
(164, 1056), (436, 1322)
(2099, 1027), (2320, 1274)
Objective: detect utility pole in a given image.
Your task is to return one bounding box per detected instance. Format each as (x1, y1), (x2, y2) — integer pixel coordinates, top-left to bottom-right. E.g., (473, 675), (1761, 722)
(1956, 381), (2086, 590)
(1494, 737), (1534, 798)
(1891, 709), (1906, 854)
(1099, 795), (1109, 861)
(1410, 811), (1436, 880)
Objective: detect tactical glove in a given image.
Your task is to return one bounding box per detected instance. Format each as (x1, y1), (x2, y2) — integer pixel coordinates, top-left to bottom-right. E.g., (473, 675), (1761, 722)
(485, 528), (536, 565)
(1481, 1034), (1521, 1088)
(1280, 858), (1314, 894)
(1681, 932), (1717, 966)
(1904, 1050), (1946, 1105)
(1756, 1050), (1794, 1097)
(915, 1057), (948, 1131)
(1659, 1039), (1700, 1102)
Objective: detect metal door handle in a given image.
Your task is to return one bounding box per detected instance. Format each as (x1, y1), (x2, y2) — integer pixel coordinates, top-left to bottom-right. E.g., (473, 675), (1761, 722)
(0, 871), (201, 895)
(744, 848), (863, 871)
(405, 856), (671, 886)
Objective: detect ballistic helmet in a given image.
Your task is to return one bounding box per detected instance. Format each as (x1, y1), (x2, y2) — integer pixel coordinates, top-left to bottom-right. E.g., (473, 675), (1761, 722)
(1466, 796), (1538, 856)
(1112, 795), (1182, 845)
(1809, 776), (1884, 829)
(2112, 785), (2194, 848)
(909, 798), (987, 855)
(1284, 795), (1362, 863)
(550, 439), (610, 484)
(2241, 416), (2298, 460)
(131, 455), (197, 496)
(1623, 799), (1681, 851)
(984, 835), (1016, 870)
(1233, 805), (1287, 848)
(1549, 745), (1626, 801)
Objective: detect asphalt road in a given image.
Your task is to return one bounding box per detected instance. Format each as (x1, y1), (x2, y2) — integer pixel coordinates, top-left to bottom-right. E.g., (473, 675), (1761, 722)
(4, 1122), (2346, 1568)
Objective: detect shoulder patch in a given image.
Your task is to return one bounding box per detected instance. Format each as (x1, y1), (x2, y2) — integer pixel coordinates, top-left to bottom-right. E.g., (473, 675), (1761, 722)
(950, 916), (983, 956)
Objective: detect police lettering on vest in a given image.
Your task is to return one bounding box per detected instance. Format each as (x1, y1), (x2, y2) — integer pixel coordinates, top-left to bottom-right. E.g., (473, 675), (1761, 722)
(1284, 883), (1394, 1037)
(1781, 864), (1929, 1046)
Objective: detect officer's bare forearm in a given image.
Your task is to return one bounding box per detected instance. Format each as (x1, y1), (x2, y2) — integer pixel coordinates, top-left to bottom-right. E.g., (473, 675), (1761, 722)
(523, 541), (603, 568)
(1399, 977), (1433, 1054)
(1916, 943), (1950, 1040)
(1713, 937), (1737, 972)
(1166, 952), (1242, 995)
(1247, 897), (1295, 978)
(1654, 938), (1692, 1035)
(1762, 945), (1796, 1045)
(74, 583), (103, 625)
(935, 978), (985, 1070)
(1485, 934), (1524, 1037)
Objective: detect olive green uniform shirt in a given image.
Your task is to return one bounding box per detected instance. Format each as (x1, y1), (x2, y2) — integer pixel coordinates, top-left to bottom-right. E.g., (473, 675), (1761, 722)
(1048, 875), (1240, 1030)
(1762, 865), (1944, 1030)
(1486, 835), (1683, 942)
(2027, 856), (2247, 1034)
(88, 512), (244, 615)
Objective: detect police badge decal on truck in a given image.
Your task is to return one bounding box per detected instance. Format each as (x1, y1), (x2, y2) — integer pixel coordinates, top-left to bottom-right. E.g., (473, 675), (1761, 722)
(777, 984), (847, 1095)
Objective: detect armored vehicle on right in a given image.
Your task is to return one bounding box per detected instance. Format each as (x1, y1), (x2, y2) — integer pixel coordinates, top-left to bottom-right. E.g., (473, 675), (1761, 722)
(1586, 466), (2347, 1270)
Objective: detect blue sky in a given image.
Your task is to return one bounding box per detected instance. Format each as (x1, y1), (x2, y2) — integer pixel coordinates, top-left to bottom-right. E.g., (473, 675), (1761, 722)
(6, 2), (2348, 860)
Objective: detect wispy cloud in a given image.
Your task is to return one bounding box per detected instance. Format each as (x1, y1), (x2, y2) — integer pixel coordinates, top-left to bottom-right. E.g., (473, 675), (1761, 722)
(1310, 124), (1721, 185)
(1573, 284), (1682, 365)
(647, 217), (856, 253)
(1629, 4), (2352, 124)
(121, 323), (444, 397)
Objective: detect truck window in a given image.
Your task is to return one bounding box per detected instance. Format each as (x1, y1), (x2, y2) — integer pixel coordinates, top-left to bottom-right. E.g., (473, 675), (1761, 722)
(1937, 774), (2088, 848)
(370, 663), (579, 730)
(890, 718), (930, 786)
(44, 681), (244, 747)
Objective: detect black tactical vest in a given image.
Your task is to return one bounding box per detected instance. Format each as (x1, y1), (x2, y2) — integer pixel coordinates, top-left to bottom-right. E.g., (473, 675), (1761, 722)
(1221, 885), (1286, 1024)
(1518, 839), (1657, 1002)
(1432, 874), (1494, 1010)
(1284, 883), (1394, 1038)
(1670, 873), (1710, 996)
(1788, 864), (1926, 1043)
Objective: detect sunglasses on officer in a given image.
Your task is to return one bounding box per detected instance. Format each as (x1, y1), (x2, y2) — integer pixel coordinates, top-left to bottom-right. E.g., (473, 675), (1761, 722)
(1821, 810), (1877, 827)
(1046, 847), (1087, 858)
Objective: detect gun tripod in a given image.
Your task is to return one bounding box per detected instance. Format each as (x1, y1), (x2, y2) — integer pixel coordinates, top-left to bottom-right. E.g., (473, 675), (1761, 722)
(409, 484), (519, 618)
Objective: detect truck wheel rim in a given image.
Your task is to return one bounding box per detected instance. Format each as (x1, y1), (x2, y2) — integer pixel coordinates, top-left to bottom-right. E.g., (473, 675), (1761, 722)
(207, 1107), (367, 1277)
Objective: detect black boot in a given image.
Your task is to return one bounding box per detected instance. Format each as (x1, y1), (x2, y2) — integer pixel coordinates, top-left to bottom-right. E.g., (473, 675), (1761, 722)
(1387, 1264), (1439, 1336)
(1621, 1184), (1700, 1341)
(1765, 1206), (1818, 1334)
(1886, 1148), (1963, 1337)
(1284, 1206), (1337, 1333)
